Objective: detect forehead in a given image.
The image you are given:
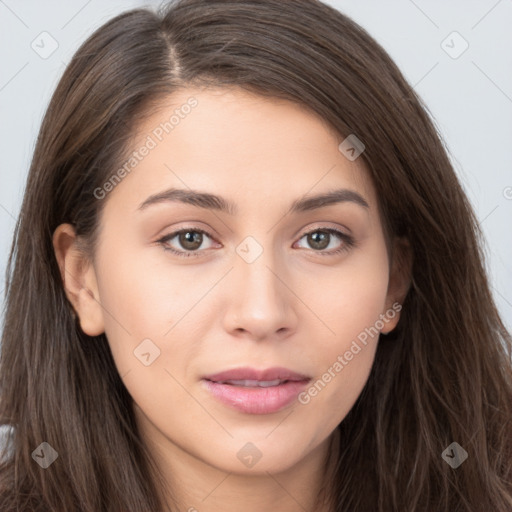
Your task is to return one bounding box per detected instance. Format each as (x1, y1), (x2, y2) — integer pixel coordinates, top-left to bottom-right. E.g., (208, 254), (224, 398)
(104, 86), (377, 215)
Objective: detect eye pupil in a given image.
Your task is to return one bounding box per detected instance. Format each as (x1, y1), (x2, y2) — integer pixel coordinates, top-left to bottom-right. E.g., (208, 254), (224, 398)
(179, 231), (203, 250)
(308, 231), (330, 250)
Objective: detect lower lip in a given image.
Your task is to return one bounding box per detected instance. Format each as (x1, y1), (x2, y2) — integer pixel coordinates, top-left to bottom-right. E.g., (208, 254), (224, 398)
(202, 379), (310, 414)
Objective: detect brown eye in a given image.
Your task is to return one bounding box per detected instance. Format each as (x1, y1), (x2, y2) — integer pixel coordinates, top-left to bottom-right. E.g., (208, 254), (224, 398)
(306, 231), (331, 250)
(295, 227), (355, 256)
(178, 231), (203, 251)
(157, 227), (217, 258)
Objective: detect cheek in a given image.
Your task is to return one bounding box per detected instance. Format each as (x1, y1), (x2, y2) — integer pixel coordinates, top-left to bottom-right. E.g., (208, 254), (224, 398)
(93, 243), (206, 376)
(299, 237), (389, 417)
(96, 235), (211, 328)
(309, 235), (390, 347)
(93, 251), (204, 426)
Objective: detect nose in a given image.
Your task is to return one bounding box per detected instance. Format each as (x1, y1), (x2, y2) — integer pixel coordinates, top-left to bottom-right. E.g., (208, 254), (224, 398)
(222, 245), (299, 342)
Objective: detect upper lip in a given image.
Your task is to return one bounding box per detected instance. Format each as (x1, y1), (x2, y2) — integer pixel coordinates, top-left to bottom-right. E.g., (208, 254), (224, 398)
(203, 366), (311, 383)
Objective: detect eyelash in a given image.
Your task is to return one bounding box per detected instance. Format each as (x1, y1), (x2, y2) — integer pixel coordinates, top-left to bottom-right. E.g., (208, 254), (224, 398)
(157, 226), (355, 259)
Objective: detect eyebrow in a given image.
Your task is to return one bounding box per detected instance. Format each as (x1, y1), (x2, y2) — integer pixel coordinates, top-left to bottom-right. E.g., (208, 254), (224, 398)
(137, 187), (369, 214)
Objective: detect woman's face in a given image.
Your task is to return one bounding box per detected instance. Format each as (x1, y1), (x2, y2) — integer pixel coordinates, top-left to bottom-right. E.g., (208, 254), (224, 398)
(72, 87), (405, 475)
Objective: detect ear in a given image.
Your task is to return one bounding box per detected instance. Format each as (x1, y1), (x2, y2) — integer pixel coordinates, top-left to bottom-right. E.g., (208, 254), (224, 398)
(381, 236), (412, 334)
(52, 223), (105, 336)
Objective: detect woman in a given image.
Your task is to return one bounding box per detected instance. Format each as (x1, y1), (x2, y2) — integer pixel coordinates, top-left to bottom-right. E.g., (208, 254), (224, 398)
(1, 0), (511, 510)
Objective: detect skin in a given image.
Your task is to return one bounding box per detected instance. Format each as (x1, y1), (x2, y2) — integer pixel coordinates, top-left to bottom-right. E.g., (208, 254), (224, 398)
(53, 86), (410, 512)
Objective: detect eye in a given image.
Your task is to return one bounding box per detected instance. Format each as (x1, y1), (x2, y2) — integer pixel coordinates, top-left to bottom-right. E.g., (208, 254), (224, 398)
(156, 228), (217, 258)
(294, 228), (354, 256)
(157, 226), (355, 259)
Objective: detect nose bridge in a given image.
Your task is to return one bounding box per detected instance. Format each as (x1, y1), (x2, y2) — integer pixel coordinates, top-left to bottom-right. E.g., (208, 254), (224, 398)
(235, 235), (285, 309)
(223, 233), (297, 339)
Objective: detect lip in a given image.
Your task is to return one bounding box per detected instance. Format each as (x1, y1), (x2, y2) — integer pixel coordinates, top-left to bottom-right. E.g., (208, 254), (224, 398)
(204, 366), (310, 383)
(202, 366), (311, 415)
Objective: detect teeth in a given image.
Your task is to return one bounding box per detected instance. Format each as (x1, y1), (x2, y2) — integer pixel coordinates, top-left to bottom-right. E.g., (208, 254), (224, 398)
(221, 379), (284, 387)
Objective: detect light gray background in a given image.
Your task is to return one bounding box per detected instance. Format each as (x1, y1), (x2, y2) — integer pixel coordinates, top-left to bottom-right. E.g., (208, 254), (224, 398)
(0, 0), (511, 336)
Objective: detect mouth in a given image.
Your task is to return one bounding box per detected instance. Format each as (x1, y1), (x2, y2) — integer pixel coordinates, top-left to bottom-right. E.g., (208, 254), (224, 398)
(211, 378), (292, 387)
(202, 367), (311, 415)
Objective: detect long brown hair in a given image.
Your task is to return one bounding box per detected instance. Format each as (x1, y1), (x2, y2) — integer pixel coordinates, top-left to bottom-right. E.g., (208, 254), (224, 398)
(1, 1), (511, 510)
